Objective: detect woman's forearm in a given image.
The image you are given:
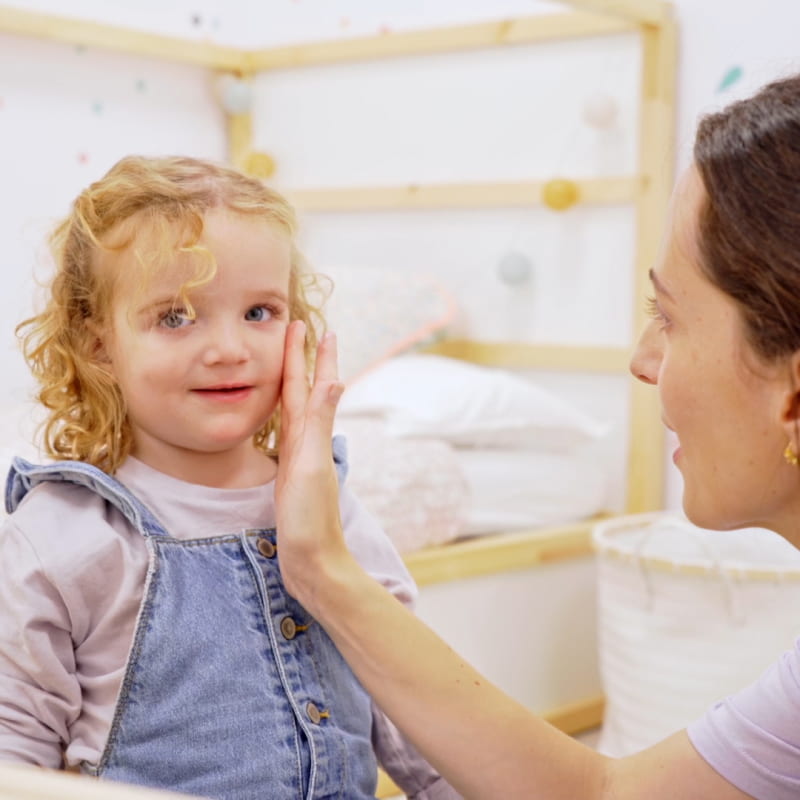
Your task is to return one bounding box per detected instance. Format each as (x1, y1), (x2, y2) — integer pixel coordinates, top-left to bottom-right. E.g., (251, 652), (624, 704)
(275, 326), (607, 797)
(304, 552), (610, 800)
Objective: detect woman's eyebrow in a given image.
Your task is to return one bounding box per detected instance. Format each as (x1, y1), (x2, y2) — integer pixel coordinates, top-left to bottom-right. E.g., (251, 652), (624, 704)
(648, 268), (674, 301)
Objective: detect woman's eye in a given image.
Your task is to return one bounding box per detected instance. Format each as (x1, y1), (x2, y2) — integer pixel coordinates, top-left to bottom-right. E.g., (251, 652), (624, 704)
(645, 295), (670, 328)
(159, 309), (192, 329)
(244, 305), (273, 322)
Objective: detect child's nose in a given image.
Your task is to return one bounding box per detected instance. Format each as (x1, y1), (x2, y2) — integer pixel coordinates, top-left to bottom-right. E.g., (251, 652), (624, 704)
(203, 321), (249, 365)
(629, 321), (661, 385)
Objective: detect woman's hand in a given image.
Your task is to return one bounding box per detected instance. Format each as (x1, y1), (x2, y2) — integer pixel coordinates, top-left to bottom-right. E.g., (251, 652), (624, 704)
(275, 321), (352, 611)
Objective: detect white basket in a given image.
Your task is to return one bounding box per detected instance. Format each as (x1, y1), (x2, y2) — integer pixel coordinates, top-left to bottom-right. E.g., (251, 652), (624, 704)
(593, 512), (800, 757)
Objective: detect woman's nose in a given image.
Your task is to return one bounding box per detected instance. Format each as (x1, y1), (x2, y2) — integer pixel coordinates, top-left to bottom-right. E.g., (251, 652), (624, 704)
(629, 321), (661, 385)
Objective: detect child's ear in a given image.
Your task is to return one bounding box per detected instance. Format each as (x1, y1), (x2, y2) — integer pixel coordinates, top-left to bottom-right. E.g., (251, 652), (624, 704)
(84, 319), (112, 368)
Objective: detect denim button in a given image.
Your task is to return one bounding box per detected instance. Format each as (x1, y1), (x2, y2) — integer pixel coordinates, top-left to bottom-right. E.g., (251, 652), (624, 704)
(257, 538), (276, 558)
(306, 702), (322, 724)
(280, 617), (297, 640)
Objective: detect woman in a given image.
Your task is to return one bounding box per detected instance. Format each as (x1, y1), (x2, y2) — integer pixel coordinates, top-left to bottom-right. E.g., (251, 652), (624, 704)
(275, 74), (800, 799)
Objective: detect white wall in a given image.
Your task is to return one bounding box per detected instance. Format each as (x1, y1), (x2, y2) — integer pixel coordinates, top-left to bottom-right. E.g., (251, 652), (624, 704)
(0, 8), (227, 404)
(2, 0), (800, 510)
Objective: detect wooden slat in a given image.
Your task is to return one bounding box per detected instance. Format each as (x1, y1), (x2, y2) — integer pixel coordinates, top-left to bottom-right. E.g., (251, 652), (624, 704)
(559, 0), (672, 26)
(286, 176), (640, 212)
(376, 769), (401, 799)
(403, 518), (606, 587)
(541, 693), (605, 735)
(0, 5), (244, 69)
(243, 13), (636, 71)
(227, 112), (253, 172)
(626, 15), (677, 513)
(424, 339), (631, 373)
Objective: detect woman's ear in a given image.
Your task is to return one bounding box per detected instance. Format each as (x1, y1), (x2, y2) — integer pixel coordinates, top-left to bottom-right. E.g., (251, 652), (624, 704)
(779, 350), (800, 442)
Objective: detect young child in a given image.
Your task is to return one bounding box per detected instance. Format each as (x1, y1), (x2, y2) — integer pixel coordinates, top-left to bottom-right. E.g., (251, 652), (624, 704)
(0, 155), (458, 800)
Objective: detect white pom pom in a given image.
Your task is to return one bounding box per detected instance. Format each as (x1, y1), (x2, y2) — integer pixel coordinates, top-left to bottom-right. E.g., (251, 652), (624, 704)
(582, 93), (618, 130)
(497, 251), (533, 286)
(217, 74), (253, 115)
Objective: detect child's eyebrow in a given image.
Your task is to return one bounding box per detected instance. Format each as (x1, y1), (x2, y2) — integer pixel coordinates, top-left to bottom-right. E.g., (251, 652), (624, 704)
(648, 268), (675, 301)
(128, 296), (186, 318)
(243, 289), (290, 307)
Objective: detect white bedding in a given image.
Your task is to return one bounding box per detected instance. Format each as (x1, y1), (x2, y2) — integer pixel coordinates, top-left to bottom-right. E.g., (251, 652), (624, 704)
(336, 353), (614, 552)
(455, 441), (611, 537)
(338, 416), (612, 553)
(335, 418), (469, 555)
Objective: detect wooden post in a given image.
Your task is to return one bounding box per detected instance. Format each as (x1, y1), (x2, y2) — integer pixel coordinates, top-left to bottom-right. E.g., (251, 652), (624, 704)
(626, 13), (678, 512)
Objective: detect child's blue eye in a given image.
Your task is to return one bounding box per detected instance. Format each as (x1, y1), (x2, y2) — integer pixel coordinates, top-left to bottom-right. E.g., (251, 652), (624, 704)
(160, 309), (192, 329)
(245, 306), (272, 322)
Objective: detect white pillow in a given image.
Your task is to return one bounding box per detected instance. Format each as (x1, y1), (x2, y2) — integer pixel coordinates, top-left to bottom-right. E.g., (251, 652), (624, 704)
(337, 353), (607, 451)
(454, 441), (611, 534)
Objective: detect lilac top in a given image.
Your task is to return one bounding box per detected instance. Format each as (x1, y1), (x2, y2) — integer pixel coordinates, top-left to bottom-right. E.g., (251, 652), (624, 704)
(687, 637), (800, 800)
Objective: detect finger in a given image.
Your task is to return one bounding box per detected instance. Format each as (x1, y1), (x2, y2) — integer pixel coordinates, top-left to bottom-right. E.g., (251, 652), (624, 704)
(313, 330), (340, 386)
(281, 321), (310, 417)
(300, 333), (344, 443)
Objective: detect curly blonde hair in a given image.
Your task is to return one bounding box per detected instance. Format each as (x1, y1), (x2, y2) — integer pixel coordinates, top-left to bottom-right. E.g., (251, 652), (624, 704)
(17, 155), (325, 473)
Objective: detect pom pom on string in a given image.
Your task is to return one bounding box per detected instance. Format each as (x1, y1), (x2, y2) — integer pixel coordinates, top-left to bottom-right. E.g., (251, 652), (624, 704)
(244, 151), (277, 179)
(542, 179), (580, 212)
(582, 92), (618, 130)
(497, 251), (533, 286)
(216, 73), (253, 115)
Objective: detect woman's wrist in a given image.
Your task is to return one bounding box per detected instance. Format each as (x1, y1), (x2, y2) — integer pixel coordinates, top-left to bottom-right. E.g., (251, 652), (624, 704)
(281, 534), (364, 622)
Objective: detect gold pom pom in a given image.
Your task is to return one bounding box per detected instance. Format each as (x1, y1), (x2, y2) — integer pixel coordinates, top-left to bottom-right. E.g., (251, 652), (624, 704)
(244, 151), (276, 179)
(542, 178), (580, 211)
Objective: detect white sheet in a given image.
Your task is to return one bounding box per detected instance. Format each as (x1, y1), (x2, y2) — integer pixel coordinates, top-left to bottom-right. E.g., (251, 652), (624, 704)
(455, 439), (612, 536)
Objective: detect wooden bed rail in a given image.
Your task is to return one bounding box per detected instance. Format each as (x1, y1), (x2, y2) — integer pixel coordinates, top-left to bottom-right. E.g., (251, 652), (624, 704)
(404, 516), (606, 587)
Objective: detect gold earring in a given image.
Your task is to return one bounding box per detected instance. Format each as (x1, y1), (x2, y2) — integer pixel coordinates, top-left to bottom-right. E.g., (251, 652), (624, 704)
(785, 442), (799, 467)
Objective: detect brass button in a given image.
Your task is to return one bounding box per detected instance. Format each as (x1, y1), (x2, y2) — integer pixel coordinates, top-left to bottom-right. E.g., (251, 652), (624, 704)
(257, 538), (276, 558)
(306, 702), (321, 725)
(280, 617), (297, 640)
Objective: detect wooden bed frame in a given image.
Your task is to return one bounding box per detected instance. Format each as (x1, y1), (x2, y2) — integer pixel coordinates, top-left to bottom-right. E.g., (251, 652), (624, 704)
(0, 2), (676, 795)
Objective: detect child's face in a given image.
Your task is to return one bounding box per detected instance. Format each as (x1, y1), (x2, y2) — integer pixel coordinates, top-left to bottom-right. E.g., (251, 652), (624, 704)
(101, 209), (292, 482)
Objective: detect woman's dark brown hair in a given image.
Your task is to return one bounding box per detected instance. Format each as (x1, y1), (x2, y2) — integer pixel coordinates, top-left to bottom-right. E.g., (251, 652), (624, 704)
(694, 73), (800, 362)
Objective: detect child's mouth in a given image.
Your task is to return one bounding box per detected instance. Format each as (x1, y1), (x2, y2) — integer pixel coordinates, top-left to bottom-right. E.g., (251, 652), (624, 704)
(193, 385), (253, 400)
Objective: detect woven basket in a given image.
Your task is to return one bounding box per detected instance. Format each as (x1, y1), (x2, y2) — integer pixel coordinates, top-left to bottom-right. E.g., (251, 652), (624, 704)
(592, 512), (800, 756)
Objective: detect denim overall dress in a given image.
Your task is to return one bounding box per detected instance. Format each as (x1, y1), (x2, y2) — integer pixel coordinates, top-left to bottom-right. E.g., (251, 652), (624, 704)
(6, 447), (378, 800)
